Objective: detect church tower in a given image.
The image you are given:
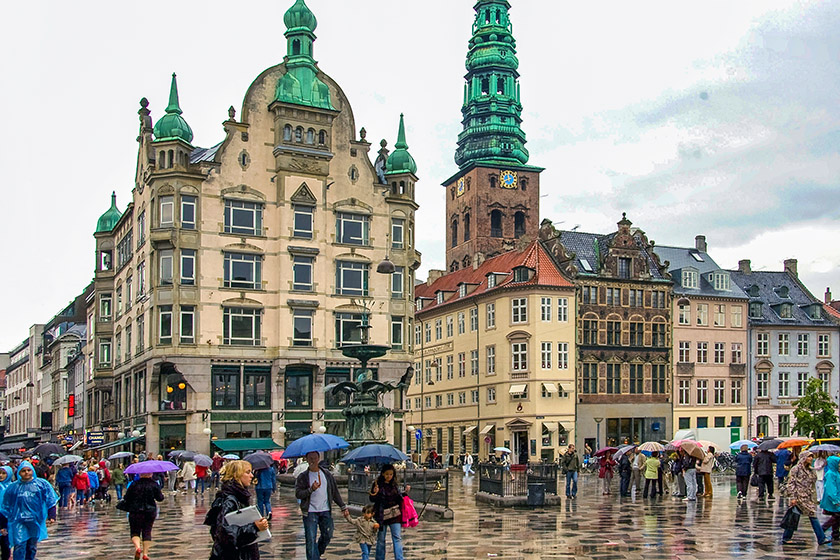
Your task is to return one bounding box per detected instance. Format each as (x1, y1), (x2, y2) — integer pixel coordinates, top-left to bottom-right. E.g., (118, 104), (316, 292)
(443, 0), (543, 271)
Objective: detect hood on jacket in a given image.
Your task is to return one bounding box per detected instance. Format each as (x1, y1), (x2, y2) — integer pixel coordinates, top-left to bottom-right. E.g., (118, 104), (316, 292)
(16, 460), (35, 480)
(0, 466), (13, 487)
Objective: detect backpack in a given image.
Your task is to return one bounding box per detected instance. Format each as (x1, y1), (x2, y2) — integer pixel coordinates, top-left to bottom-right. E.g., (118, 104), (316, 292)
(401, 495), (419, 528)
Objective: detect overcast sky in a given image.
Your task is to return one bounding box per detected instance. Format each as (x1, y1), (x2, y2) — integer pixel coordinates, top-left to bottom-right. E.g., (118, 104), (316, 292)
(1, 1), (838, 350)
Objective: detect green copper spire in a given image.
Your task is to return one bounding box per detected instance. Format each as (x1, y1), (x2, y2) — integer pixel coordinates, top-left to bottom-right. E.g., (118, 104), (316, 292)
(153, 73), (194, 143)
(454, 0), (528, 168)
(385, 114), (417, 175)
(95, 192), (123, 233)
(275, 0), (334, 110)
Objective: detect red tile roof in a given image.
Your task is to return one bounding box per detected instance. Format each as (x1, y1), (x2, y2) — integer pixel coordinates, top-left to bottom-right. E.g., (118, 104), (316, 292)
(415, 241), (572, 315)
(824, 303), (840, 321)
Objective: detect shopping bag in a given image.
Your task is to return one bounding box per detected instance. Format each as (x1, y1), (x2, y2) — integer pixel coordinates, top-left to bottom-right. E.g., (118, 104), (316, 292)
(780, 505), (801, 531)
(402, 495), (419, 528)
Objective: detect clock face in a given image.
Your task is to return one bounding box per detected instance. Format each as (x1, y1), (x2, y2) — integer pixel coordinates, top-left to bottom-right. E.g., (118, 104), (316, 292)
(456, 177), (465, 197)
(500, 170), (518, 189)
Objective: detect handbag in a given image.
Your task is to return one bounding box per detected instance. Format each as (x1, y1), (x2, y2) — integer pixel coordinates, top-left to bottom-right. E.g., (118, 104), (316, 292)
(382, 505), (401, 521)
(780, 505), (801, 531)
(115, 499), (131, 512)
(749, 474), (759, 487)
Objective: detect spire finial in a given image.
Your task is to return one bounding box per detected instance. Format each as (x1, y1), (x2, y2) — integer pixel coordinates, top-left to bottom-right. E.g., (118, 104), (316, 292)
(395, 113), (408, 150)
(111, 191), (117, 205)
(166, 73), (182, 115)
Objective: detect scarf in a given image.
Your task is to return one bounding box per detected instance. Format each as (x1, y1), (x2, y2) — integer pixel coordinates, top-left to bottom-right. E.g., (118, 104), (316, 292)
(219, 480), (251, 506)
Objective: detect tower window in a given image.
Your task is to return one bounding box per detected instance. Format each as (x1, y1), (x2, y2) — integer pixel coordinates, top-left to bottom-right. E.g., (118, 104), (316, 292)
(520, 178), (527, 191)
(490, 176), (497, 189)
(496, 77), (504, 95)
(306, 128), (315, 144)
(484, 10), (490, 23)
(514, 212), (525, 238)
(491, 210), (503, 238)
(292, 39), (301, 55)
(451, 220), (458, 247)
(284, 125), (292, 142)
(481, 78), (489, 96)
(464, 213), (471, 241)
(318, 130), (327, 145)
(295, 127), (303, 143)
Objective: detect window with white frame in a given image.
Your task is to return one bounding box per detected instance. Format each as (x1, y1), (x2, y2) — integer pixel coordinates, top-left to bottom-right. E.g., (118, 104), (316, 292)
(457, 312), (465, 334)
(459, 391), (466, 405)
(98, 337), (112, 367)
(469, 308), (478, 331)
(181, 195), (196, 229)
(487, 387), (496, 403)
(159, 250), (173, 285)
(335, 261), (368, 296)
(731, 343), (742, 364)
(224, 307), (261, 346)
(798, 334), (809, 356)
(819, 334), (831, 357)
(511, 342), (527, 370)
(678, 341), (690, 362)
(557, 342), (568, 369)
(292, 205), (313, 239)
(678, 304), (690, 325)
(679, 379), (690, 405)
(557, 298), (568, 322)
(224, 252), (262, 290)
(100, 293), (113, 321)
(414, 324), (421, 346)
(137, 211), (146, 247)
(435, 395), (442, 407)
(180, 305), (195, 344)
(756, 372), (769, 398)
(159, 196), (174, 227)
(696, 379), (708, 405)
(435, 319), (442, 340)
(391, 266), (404, 298)
(697, 303), (708, 326)
(713, 272), (730, 291)
(540, 342), (552, 369)
(511, 298), (527, 323)
(778, 333), (790, 356)
(391, 218), (405, 249)
(459, 284), (467, 298)
(486, 303), (496, 328)
(224, 199), (263, 236)
(697, 342), (708, 363)
(446, 316), (453, 337)
(425, 396), (432, 408)
(390, 317), (404, 350)
(181, 250), (195, 285)
(446, 355), (454, 379)
(778, 372), (790, 397)
(797, 372), (809, 395)
(293, 256), (314, 291)
(471, 390), (479, 403)
(540, 297), (551, 321)
(487, 274), (496, 288)
(447, 393), (454, 406)
(470, 350), (479, 375)
(682, 269), (698, 289)
(511, 384), (528, 400)
(820, 371), (830, 393)
(292, 309), (313, 347)
(757, 332), (769, 356)
(713, 304), (725, 327)
(137, 261), (146, 296)
(458, 353), (465, 377)
(435, 358), (443, 381)
(336, 313), (364, 344)
(731, 379), (742, 404)
(714, 380), (725, 404)
(159, 305), (172, 344)
(714, 342), (725, 364)
(336, 212), (369, 245)
(731, 306), (743, 328)
(486, 345), (496, 375)
(424, 323), (431, 343)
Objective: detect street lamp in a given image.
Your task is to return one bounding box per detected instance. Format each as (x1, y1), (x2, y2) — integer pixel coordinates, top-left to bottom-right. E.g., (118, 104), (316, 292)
(318, 426), (327, 434)
(594, 418), (604, 451)
(131, 429), (141, 438)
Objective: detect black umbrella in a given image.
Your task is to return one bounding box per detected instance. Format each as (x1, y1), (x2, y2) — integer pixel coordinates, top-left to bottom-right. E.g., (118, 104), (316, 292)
(179, 451), (197, 461)
(758, 438), (782, 451)
(33, 443), (65, 457)
(8, 454), (22, 460)
(243, 451), (274, 471)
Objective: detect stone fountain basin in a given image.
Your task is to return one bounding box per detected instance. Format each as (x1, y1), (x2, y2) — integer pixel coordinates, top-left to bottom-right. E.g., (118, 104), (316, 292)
(339, 344), (391, 362)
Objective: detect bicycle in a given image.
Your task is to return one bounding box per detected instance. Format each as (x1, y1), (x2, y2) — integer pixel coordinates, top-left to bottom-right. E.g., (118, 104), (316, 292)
(713, 453), (735, 474)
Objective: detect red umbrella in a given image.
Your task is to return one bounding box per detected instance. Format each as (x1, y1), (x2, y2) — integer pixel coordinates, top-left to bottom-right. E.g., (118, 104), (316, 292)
(594, 446), (619, 457)
(270, 451), (284, 461)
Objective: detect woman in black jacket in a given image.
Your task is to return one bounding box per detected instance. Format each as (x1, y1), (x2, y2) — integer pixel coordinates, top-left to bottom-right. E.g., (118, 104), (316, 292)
(205, 460), (268, 560)
(121, 473), (164, 560)
(369, 464), (410, 560)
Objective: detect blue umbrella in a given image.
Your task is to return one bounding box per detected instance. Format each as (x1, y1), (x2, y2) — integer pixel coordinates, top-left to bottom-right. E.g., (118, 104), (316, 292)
(730, 440), (757, 451)
(340, 444), (409, 465)
(283, 433), (350, 458)
(809, 444), (840, 454)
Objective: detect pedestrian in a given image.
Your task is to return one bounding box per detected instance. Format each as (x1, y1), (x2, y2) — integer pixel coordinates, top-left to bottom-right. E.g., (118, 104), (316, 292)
(643, 451), (660, 498)
(98, 460), (112, 502)
(699, 447), (715, 498)
(72, 467), (90, 506)
(210, 453), (223, 489)
(369, 464), (410, 560)
(753, 449), (776, 499)
(776, 447), (792, 492)
(814, 451), (827, 502)
(254, 464), (276, 520)
(618, 450), (632, 497)
(346, 504), (379, 560)
(180, 460), (196, 494)
(669, 452), (684, 498)
(820, 455), (840, 540)
(426, 449), (437, 469)
(86, 465), (100, 505)
(560, 444), (580, 499)
(583, 443), (592, 464)
(0, 460), (58, 560)
(295, 451), (350, 560)
(598, 451), (615, 495)
(462, 452), (474, 476)
(0, 466), (14, 560)
(112, 464), (127, 501)
(54, 465), (73, 509)
(631, 450), (644, 495)
(204, 460), (267, 560)
(120, 472), (164, 560)
(682, 452), (698, 502)
(734, 444), (752, 499)
(195, 463), (208, 495)
(782, 451), (830, 545)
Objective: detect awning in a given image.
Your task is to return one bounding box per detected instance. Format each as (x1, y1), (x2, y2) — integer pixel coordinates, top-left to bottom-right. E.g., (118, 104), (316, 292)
(479, 424), (495, 435)
(212, 438), (284, 452)
(88, 435), (144, 451)
(462, 426), (477, 435)
(543, 422), (559, 433)
(509, 384), (527, 395)
(542, 383), (557, 394)
(0, 441), (36, 452)
(69, 441), (83, 452)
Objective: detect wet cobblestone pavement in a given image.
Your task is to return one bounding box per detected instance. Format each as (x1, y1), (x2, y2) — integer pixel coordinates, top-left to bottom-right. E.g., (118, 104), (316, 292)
(38, 474), (840, 559)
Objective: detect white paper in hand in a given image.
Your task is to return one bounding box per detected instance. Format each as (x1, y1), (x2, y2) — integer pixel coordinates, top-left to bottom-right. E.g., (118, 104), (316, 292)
(225, 505), (271, 544)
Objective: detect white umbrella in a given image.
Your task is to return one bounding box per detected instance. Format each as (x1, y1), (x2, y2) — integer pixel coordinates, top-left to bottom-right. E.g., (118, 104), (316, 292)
(52, 455), (83, 466)
(494, 446), (512, 454)
(614, 444), (637, 461)
(108, 451), (134, 461)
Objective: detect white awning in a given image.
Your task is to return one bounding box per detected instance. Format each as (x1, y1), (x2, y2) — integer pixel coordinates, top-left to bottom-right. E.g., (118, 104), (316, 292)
(479, 424), (495, 435)
(509, 384), (527, 395)
(462, 426), (477, 435)
(542, 382), (557, 394)
(543, 422), (559, 433)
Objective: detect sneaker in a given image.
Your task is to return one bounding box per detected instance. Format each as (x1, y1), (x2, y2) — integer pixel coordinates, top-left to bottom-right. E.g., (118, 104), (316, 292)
(134, 548), (142, 560)
(819, 538), (832, 546)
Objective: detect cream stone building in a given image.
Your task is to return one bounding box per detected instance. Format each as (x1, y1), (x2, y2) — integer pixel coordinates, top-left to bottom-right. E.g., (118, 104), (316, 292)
(408, 241), (577, 464)
(86, 0), (419, 456)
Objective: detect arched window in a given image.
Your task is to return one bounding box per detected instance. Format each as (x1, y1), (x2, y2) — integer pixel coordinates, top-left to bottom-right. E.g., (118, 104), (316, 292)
(496, 76), (504, 95)
(484, 10), (490, 24)
(490, 210), (503, 238)
(495, 10), (500, 23)
(318, 130), (327, 145)
(757, 415), (770, 438)
(481, 78), (490, 96)
(489, 175), (497, 189)
(295, 127), (303, 143)
(168, 150), (174, 169)
(520, 178), (527, 191)
(306, 128), (315, 144)
(450, 261), (459, 272)
(514, 212), (525, 238)
(398, 181), (406, 195)
(463, 213), (471, 241)
(462, 255), (471, 268)
(283, 125), (292, 142)
(158, 151), (165, 167)
(292, 39), (301, 55)
(451, 219), (458, 247)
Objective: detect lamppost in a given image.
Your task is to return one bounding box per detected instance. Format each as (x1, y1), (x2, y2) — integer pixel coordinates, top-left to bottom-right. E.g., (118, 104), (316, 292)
(418, 360), (437, 456)
(594, 417), (604, 451)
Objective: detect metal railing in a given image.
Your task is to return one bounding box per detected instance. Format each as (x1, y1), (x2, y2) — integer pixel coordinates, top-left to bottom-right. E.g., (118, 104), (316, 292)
(478, 463), (558, 497)
(347, 468), (450, 509)
(526, 463), (558, 495)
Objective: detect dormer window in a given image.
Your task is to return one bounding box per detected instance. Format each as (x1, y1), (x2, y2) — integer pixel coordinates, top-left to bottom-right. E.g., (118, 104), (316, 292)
(436, 292), (444, 304)
(415, 299), (424, 311)
(459, 284), (467, 298)
(775, 286), (790, 299)
(579, 258), (593, 273)
(809, 304), (823, 320)
(682, 269), (698, 289)
(748, 285), (760, 297)
(711, 272), (730, 291)
(750, 302), (763, 318)
(779, 303), (793, 319)
(487, 274), (497, 289)
(513, 267), (532, 283)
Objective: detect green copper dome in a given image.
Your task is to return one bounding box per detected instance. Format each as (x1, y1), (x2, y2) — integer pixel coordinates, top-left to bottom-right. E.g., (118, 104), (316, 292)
(284, 0), (317, 32)
(153, 73), (194, 143)
(95, 192), (122, 233)
(385, 114), (417, 175)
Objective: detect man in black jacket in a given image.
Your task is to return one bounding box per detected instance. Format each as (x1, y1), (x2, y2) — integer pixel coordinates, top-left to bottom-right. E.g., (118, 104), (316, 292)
(295, 451), (349, 560)
(753, 449), (776, 499)
(618, 450), (633, 497)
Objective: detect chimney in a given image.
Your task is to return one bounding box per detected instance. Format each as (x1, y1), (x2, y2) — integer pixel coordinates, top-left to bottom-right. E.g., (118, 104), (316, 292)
(695, 235), (707, 252)
(826, 287), (832, 304)
(738, 259), (751, 274)
(784, 258), (798, 277)
(426, 269), (445, 286)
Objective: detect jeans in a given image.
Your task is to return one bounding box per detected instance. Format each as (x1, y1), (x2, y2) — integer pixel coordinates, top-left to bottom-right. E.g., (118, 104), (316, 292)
(115, 484), (124, 500)
(684, 468), (697, 500)
(12, 538), (37, 560)
(76, 489), (86, 503)
(360, 543), (371, 560)
(376, 522), (404, 560)
(303, 511), (334, 560)
(59, 485), (72, 508)
(643, 478), (658, 498)
(619, 474), (631, 496)
(211, 471), (220, 488)
(783, 515), (827, 543)
(256, 489), (272, 517)
(565, 471), (578, 497)
(196, 477), (206, 493)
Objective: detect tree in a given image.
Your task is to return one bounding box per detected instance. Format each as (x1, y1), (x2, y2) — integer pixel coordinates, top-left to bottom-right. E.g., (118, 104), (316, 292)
(793, 377), (838, 438)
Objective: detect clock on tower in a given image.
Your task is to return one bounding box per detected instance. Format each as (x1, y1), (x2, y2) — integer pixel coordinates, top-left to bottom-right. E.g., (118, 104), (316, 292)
(500, 170), (518, 189)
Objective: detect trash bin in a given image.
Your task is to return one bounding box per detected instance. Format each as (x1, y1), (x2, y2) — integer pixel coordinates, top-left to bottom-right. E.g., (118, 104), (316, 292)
(527, 483), (545, 506)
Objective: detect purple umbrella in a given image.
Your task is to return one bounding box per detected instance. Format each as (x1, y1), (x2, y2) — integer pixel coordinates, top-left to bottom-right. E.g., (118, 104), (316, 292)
(124, 460), (179, 475)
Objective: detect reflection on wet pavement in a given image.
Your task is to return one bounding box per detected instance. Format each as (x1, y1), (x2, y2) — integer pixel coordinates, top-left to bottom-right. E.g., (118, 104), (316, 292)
(38, 474), (840, 559)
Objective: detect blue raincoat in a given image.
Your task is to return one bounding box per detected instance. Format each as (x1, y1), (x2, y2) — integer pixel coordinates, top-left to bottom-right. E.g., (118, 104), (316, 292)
(0, 466), (14, 530)
(0, 461), (58, 547)
(820, 456), (840, 513)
